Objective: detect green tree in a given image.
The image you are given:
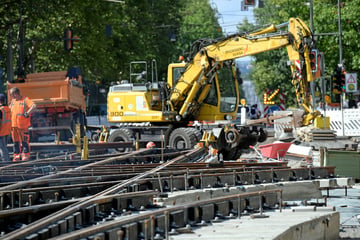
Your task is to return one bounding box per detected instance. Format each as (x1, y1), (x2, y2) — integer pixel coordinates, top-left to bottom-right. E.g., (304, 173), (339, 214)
(0, 0), (223, 89)
(241, 0), (360, 107)
(314, 0), (360, 72)
(0, 1), (183, 84)
(174, 0), (223, 61)
(249, 0), (310, 106)
(0, 0), (118, 82)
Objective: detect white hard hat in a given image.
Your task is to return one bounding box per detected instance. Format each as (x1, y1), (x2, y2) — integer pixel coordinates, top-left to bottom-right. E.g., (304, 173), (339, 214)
(146, 142), (156, 149)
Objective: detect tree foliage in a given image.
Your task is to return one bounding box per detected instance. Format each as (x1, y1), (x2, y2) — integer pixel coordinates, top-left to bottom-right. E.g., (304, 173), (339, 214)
(0, 0), (220, 88)
(314, 0), (360, 71)
(174, 0), (223, 59)
(243, 0), (360, 107)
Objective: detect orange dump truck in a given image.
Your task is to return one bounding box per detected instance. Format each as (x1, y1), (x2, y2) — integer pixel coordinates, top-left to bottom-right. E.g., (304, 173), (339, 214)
(7, 70), (86, 141)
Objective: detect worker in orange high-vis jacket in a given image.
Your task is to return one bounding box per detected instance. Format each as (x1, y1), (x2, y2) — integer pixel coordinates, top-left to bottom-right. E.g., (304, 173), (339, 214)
(0, 94), (11, 162)
(9, 87), (37, 161)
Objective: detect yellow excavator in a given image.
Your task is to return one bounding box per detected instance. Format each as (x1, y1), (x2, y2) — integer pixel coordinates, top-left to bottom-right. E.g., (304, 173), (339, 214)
(105, 18), (320, 159)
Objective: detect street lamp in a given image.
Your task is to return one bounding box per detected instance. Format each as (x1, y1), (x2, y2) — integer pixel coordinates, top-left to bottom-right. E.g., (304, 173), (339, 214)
(336, 0), (345, 136)
(337, 0), (343, 66)
(307, 0), (317, 111)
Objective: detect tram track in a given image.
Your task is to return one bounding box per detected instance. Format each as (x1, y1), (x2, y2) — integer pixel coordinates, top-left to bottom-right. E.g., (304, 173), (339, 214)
(0, 146), (338, 239)
(0, 148), (204, 239)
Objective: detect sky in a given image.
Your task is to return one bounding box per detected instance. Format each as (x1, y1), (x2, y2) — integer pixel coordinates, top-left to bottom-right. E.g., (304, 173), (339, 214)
(211, 0), (256, 62)
(211, 0), (256, 35)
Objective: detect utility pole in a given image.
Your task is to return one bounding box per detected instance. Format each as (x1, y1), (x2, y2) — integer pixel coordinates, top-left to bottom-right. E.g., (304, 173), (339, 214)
(16, 0), (25, 82)
(309, 0), (317, 110)
(309, 0), (314, 34)
(337, 0), (345, 136)
(338, 0), (343, 65)
(6, 26), (14, 83)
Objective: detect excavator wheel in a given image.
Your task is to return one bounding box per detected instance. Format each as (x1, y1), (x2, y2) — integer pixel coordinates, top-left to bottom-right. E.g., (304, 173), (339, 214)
(164, 125), (175, 146)
(168, 127), (198, 150)
(257, 128), (268, 143)
(107, 129), (134, 152)
(187, 128), (202, 142)
(222, 148), (242, 161)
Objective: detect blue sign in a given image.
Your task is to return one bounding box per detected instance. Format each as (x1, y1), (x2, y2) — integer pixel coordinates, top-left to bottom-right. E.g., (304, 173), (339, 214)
(266, 105), (281, 115)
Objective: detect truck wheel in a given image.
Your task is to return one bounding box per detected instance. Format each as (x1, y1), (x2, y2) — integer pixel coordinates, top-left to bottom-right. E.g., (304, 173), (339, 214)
(108, 129), (134, 152)
(168, 128), (198, 150)
(91, 132), (100, 142)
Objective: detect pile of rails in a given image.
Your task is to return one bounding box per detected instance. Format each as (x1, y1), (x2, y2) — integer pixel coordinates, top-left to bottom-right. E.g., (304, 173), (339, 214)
(297, 127), (337, 142)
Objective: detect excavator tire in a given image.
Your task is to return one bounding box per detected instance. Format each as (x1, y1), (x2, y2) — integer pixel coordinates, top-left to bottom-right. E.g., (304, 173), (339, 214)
(108, 129), (134, 152)
(257, 128), (268, 143)
(164, 125), (175, 146)
(168, 127), (198, 150)
(222, 148), (242, 161)
(187, 128), (202, 142)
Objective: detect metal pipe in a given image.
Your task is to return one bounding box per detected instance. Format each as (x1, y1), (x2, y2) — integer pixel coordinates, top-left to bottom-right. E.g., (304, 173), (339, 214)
(309, 0), (317, 111)
(338, 0), (343, 64)
(338, 0), (345, 136)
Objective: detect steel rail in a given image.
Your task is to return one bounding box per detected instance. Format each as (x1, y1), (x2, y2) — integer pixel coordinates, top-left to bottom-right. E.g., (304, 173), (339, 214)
(0, 162), (334, 211)
(0, 190), (156, 219)
(0, 162), (288, 191)
(0, 165), (334, 229)
(0, 147), (205, 239)
(49, 189), (283, 240)
(0, 148), (151, 191)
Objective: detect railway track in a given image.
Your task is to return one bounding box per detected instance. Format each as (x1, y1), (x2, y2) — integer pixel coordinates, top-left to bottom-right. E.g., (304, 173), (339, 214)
(0, 147), (337, 239)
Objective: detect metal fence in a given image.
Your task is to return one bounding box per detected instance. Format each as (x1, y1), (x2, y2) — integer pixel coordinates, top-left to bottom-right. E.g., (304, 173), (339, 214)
(320, 108), (360, 136)
(273, 109), (360, 137)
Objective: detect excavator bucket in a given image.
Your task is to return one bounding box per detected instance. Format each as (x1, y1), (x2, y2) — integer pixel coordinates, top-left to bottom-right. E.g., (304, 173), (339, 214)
(200, 130), (217, 147)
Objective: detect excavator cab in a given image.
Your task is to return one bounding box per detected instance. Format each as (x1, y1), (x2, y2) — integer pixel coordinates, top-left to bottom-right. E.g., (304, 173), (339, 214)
(167, 60), (239, 122)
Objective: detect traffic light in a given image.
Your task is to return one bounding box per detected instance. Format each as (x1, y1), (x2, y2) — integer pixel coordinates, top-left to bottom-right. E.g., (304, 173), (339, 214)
(332, 66), (342, 94)
(309, 49), (318, 73)
(340, 70), (346, 92)
(64, 28), (73, 51)
(244, 0), (255, 5)
(332, 75), (340, 94)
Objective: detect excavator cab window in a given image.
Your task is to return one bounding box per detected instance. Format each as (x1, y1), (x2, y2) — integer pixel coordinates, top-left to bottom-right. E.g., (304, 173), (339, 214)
(218, 66), (237, 112)
(171, 67), (185, 86)
(203, 65), (237, 113)
(203, 81), (218, 106)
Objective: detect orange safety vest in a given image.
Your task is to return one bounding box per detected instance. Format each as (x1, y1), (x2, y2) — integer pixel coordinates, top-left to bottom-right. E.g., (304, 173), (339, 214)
(0, 105), (11, 136)
(10, 97), (32, 129)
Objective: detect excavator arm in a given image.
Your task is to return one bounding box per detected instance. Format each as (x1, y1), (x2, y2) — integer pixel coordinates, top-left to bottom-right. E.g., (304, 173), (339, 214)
(170, 18), (319, 126)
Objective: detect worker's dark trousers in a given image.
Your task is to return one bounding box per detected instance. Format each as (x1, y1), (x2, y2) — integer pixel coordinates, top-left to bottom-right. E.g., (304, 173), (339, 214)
(0, 135), (10, 162)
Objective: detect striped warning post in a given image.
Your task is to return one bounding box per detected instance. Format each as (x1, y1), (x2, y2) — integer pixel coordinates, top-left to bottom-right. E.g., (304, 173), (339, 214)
(263, 89), (272, 117)
(279, 92), (286, 110)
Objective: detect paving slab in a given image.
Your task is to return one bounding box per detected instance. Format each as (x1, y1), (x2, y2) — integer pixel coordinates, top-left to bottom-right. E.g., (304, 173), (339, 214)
(169, 208), (339, 240)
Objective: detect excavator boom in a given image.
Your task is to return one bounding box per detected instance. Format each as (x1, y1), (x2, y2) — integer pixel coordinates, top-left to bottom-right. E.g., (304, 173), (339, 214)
(170, 18), (318, 125)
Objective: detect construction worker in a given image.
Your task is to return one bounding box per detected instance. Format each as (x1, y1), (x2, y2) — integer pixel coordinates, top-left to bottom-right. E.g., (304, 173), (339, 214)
(9, 87), (37, 161)
(249, 104), (261, 120)
(0, 94), (11, 162)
